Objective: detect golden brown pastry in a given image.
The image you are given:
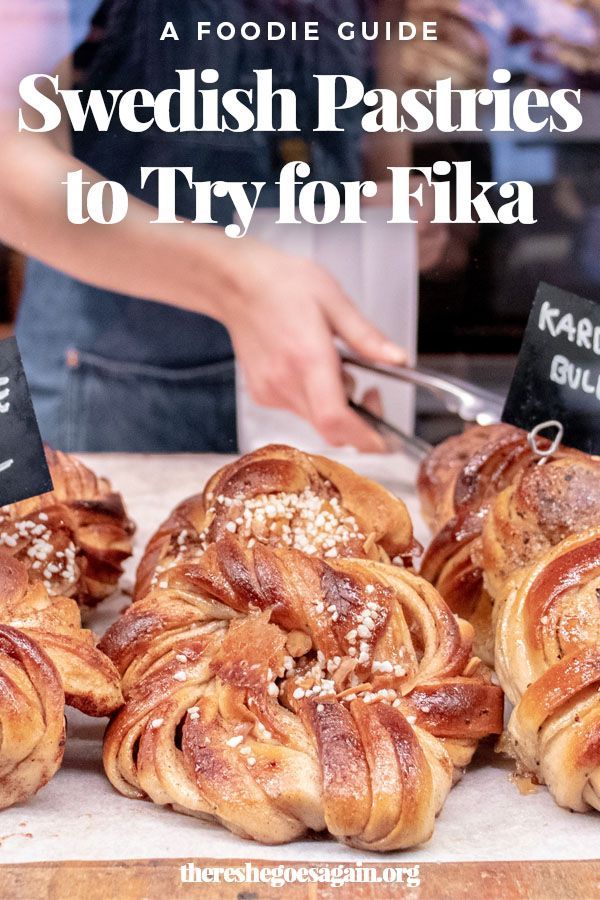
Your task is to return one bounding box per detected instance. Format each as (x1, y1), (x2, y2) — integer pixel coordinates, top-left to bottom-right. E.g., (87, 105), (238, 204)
(494, 529), (600, 812)
(482, 452), (600, 605)
(135, 444), (418, 601)
(418, 424), (593, 663)
(0, 447), (134, 614)
(419, 424), (546, 663)
(0, 550), (123, 809)
(421, 425), (600, 812)
(417, 423), (515, 532)
(101, 539), (502, 850)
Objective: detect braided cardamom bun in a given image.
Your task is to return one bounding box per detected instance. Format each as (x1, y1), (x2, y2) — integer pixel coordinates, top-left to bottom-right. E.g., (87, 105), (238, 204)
(494, 529), (600, 812)
(417, 424), (514, 532)
(482, 452), (600, 605)
(418, 425), (580, 664)
(0, 448), (134, 614)
(101, 539), (502, 850)
(135, 444), (417, 602)
(0, 550), (123, 809)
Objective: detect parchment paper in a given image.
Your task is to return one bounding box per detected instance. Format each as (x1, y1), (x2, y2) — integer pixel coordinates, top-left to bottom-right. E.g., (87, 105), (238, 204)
(1, 452), (597, 864)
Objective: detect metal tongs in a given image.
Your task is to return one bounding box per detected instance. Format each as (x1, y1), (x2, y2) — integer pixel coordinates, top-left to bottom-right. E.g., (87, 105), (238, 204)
(343, 352), (506, 459)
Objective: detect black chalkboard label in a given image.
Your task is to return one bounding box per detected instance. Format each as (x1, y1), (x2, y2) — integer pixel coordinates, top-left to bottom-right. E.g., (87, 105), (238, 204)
(503, 283), (600, 454)
(0, 337), (53, 506)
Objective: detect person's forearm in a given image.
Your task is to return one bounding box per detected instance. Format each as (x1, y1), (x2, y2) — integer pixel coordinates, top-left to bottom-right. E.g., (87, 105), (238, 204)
(0, 130), (241, 321)
(0, 128), (405, 451)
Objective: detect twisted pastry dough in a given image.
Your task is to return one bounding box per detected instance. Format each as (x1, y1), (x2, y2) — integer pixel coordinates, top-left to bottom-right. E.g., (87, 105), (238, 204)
(0, 550), (123, 809)
(102, 538), (502, 851)
(0, 448), (134, 613)
(417, 423), (511, 532)
(422, 426), (600, 811)
(135, 444), (417, 602)
(418, 425), (581, 664)
(482, 452), (600, 605)
(494, 529), (600, 812)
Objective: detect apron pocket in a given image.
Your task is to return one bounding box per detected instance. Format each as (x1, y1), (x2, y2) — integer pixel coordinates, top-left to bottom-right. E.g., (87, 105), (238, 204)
(65, 348), (237, 453)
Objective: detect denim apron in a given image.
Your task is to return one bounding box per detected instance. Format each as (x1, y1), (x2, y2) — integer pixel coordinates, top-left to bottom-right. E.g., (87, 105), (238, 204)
(17, 0), (373, 452)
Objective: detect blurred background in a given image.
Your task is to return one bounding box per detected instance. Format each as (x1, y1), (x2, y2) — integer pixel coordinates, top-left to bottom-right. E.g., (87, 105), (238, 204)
(374, 0), (600, 442)
(1, 0), (599, 445)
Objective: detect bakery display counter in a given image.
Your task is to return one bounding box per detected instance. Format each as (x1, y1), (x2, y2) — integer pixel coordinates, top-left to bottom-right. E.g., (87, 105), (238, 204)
(0, 450), (597, 899)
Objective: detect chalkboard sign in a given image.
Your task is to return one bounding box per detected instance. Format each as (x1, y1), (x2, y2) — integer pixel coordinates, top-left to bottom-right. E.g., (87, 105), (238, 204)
(503, 283), (600, 454)
(0, 337), (53, 506)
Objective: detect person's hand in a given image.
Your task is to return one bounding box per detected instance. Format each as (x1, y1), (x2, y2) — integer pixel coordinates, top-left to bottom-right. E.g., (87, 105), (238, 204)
(219, 241), (407, 452)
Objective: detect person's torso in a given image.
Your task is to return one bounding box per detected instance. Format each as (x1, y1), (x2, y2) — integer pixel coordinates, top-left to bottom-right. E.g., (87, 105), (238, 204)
(20, 0), (374, 371)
